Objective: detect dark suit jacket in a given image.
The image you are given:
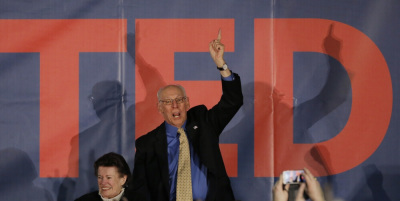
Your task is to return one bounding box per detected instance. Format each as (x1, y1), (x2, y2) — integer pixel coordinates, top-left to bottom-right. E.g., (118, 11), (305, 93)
(129, 73), (243, 201)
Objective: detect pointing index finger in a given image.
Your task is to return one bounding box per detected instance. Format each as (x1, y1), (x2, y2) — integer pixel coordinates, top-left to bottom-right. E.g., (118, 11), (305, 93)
(217, 29), (222, 41)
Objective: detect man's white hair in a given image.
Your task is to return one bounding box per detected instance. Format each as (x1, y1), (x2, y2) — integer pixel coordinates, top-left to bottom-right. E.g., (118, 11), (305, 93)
(157, 84), (187, 101)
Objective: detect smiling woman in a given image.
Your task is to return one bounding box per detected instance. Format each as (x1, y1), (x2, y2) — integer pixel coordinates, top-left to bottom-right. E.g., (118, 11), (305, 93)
(75, 152), (132, 201)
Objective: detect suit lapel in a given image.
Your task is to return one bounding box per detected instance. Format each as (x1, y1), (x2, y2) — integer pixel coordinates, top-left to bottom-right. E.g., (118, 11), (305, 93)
(185, 120), (200, 152)
(154, 124), (170, 198)
(186, 119), (217, 201)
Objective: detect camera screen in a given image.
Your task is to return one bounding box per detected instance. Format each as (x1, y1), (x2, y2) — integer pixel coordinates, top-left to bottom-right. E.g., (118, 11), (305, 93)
(282, 170), (305, 184)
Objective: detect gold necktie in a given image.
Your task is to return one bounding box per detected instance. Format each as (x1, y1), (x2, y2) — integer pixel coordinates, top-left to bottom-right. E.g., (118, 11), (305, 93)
(176, 128), (193, 201)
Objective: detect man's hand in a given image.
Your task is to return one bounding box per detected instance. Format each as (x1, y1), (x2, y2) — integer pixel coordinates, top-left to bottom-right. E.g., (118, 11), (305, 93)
(209, 29), (231, 77)
(296, 168), (325, 201)
(209, 29), (225, 67)
(273, 174), (290, 201)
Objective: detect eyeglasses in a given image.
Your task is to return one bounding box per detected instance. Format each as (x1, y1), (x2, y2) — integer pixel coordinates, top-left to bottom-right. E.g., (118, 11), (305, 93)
(159, 97), (187, 105)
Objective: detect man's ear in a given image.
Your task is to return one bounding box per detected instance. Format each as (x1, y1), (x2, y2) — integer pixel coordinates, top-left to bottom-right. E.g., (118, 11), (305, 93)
(185, 98), (190, 110)
(157, 102), (163, 114)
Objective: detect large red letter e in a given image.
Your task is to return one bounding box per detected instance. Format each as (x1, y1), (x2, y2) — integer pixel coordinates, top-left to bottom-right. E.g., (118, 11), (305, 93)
(134, 19), (238, 177)
(0, 19), (126, 177)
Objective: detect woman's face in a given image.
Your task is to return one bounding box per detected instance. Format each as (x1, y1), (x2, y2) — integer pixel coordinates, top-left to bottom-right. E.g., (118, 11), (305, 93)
(97, 166), (127, 199)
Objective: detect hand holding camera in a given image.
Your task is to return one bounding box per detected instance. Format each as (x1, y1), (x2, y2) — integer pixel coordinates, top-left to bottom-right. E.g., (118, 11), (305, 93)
(273, 168), (325, 201)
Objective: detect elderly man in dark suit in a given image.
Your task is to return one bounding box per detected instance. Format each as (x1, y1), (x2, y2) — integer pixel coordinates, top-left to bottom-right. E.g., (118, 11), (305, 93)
(129, 30), (243, 201)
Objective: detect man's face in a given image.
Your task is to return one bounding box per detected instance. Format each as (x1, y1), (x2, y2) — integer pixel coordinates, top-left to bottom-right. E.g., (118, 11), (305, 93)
(157, 86), (190, 128)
